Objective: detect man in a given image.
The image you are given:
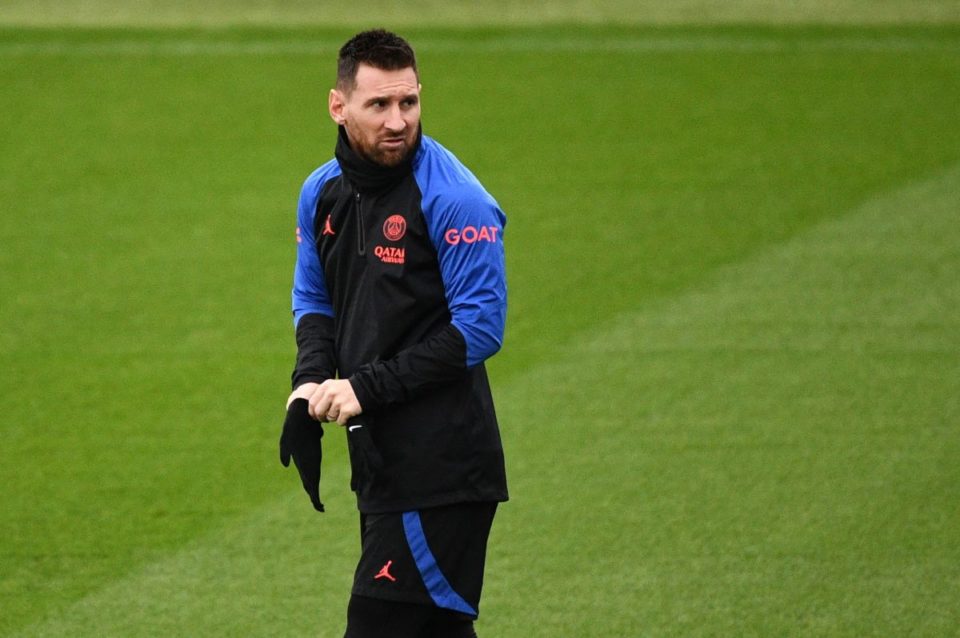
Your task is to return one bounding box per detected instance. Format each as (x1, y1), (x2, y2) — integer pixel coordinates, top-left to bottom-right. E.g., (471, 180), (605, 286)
(281, 29), (508, 638)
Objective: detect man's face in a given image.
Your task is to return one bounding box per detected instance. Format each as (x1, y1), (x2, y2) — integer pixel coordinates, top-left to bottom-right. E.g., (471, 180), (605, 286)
(329, 64), (421, 167)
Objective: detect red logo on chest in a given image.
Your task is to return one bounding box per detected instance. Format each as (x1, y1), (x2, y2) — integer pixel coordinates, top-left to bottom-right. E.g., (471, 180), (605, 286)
(322, 215), (336, 236)
(383, 215), (406, 242)
(374, 245), (405, 265)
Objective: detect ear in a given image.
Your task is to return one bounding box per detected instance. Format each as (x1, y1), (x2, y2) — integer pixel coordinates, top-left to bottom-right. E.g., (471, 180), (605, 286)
(328, 88), (346, 125)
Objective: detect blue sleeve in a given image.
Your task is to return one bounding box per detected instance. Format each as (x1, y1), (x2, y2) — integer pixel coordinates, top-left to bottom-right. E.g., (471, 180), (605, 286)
(426, 187), (507, 368)
(292, 174), (335, 325)
(347, 151), (507, 412)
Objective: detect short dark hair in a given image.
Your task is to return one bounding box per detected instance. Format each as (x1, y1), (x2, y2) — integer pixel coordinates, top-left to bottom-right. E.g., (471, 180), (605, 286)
(337, 29), (418, 93)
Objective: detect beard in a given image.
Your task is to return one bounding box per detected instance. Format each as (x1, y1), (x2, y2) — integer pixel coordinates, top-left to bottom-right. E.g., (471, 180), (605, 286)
(347, 123), (419, 168)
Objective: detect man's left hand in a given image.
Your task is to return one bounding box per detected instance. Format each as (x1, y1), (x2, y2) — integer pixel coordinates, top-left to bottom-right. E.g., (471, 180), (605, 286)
(307, 379), (363, 425)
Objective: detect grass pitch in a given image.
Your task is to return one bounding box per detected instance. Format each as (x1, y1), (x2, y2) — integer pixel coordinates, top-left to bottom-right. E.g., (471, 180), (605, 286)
(1, 0), (959, 26)
(2, 14), (959, 638)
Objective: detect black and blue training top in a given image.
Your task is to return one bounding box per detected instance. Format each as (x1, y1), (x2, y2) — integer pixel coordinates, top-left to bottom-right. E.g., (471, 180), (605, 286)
(291, 127), (509, 514)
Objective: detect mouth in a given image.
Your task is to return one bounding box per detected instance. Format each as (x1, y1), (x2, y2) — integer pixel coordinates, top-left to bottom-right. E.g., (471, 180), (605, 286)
(380, 137), (406, 149)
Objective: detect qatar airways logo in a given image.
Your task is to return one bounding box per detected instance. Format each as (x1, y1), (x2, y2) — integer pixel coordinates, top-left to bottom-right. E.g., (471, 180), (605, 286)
(444, 225), (500, 246)
(374, 245), (405, 265)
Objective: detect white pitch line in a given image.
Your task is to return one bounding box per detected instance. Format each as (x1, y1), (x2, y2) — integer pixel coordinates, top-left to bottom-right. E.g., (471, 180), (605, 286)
(0, 34), (958, 56)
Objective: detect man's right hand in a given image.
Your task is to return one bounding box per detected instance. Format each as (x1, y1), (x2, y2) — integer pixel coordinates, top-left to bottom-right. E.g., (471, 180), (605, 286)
(287, 382), (321, 409)
(287, 380), (363, 426)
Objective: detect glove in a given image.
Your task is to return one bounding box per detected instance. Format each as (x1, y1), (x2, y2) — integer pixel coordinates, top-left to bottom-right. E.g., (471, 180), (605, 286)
(279, 398), (325, 512)
(345, 418), (384, 481)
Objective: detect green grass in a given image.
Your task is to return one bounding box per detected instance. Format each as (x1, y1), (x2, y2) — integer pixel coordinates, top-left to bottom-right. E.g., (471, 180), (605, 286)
(2, 22), (959, 637)
(1, 0), (960, 26)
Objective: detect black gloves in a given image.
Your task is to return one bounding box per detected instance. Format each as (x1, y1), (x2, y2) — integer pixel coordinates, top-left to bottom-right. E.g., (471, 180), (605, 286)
(279, 398), (325, 512)
(345, 419), (384, 480)
(280, 398), (386, 511)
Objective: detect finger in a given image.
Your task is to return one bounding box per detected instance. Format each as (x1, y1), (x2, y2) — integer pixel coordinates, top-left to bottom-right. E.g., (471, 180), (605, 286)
(305, 385), (322, 417)
(310, 492), (325, 512)
(336, 406), (357, 426)
(300, 472), (324, 512)
(327, 396), (343, 424)
(310, 392), (332, 422)
(300, 458), (324, 512)
(337, 398), (361, 426)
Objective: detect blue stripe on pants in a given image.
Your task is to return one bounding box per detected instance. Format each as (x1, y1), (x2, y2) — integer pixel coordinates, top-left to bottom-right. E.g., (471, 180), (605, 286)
(401, 510), (478, 617)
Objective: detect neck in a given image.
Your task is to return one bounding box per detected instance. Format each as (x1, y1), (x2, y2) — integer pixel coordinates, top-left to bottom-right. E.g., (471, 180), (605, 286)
(335, 126), (422, 193)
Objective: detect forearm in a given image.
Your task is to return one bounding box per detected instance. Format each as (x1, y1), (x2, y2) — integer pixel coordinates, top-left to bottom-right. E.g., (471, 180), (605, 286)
(291, 313), (338, 389)
(348, 323), (468, 412)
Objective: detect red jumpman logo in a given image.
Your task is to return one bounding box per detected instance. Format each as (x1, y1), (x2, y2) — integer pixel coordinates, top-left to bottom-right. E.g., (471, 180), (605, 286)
(322, 215), (336, 236)
(374, 560), (397, 582)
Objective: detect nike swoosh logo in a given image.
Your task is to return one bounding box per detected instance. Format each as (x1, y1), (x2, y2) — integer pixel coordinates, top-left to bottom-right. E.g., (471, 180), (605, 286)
(348, 425), (363, 432)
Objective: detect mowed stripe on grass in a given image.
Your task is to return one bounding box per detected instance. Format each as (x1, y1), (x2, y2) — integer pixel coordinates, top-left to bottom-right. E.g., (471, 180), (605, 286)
(16, 163), (960, 637)
(2, 30), (960, 56)
(487, 162), (960, 636)
(1, 0), (959, 27)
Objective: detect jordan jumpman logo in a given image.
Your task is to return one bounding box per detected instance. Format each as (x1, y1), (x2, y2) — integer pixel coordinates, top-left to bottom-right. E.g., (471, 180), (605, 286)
(374, 560), (397, 582)
(322, 215), (335, 236)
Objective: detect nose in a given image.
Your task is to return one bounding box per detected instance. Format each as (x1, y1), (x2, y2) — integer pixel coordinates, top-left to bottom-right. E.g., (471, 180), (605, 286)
(385, 105), (406, 133)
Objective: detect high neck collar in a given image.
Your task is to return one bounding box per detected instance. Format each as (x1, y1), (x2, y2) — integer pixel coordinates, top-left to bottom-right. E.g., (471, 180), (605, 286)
(334, 126), (421, 194)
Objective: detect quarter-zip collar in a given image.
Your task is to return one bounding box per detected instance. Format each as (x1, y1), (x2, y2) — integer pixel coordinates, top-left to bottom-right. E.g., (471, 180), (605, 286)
(334, 125), (422, 194)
